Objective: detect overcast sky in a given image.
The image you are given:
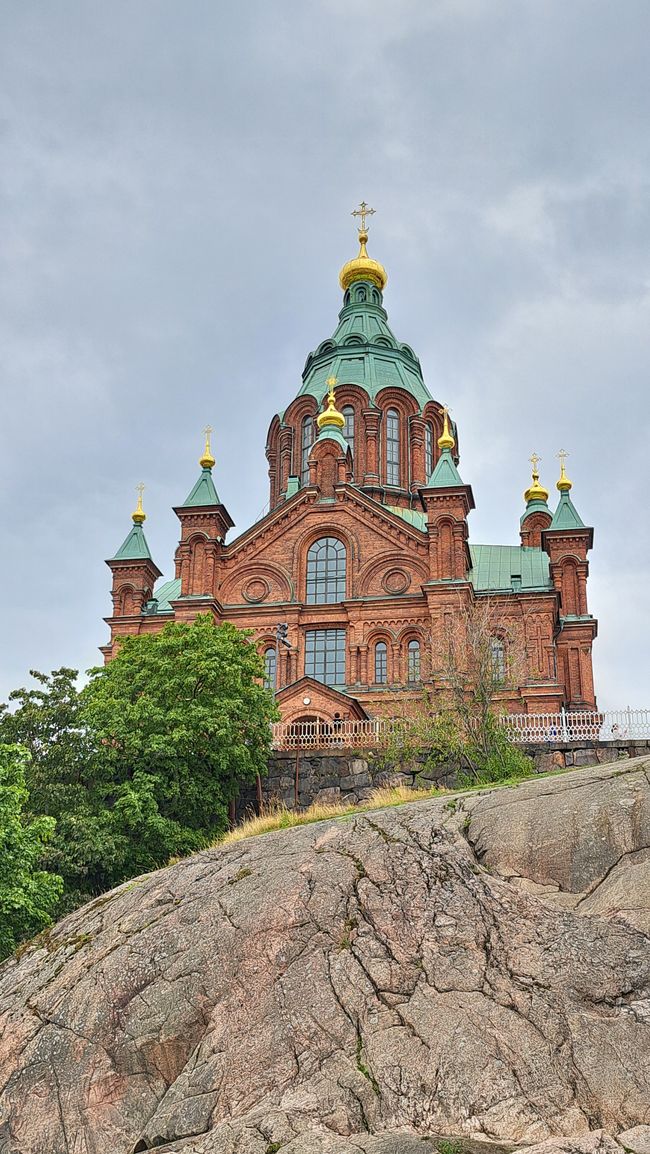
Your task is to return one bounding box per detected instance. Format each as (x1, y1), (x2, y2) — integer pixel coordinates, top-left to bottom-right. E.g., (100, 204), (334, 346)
(1, 0), (649, 710)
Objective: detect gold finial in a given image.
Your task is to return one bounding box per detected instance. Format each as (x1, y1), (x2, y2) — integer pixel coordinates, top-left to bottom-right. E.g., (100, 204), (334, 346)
(316, 377), (345, 431)
(132, 482), (146, 524)
(437, 406), (455, 451)
(199, 424), (216, 470)
(524, 452), (549, 504)
(556, 449), (572, 492)
(339, 201), (388, 292)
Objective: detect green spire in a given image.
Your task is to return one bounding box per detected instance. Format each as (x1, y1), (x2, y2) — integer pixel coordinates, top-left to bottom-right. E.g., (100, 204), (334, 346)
(111, 486), (152, 560)
(182, 427), (221, 506)
(550, 490), (585, 531)
(426, 446), (464, 488)
(183, 468), (220, 507)
(111, 522), (152, 561)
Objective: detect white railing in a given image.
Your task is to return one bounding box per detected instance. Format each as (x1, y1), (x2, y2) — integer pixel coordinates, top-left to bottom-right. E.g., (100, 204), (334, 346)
(271, 709), (650, 752)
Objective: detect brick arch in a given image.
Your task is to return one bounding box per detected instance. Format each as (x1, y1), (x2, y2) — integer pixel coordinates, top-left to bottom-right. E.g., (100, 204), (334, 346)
(367, 632), (393, 685)
(560, 556), (581, 615)
(219, 560), (293, 605)
(397, 625), (427, 683)
(357, 551), (428, 598)
(116, 583), (136, 616)
(431, 515), (456, 580)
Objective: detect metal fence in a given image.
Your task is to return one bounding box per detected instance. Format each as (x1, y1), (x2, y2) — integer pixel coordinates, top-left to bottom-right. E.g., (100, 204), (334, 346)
(271, 709), (650, 752)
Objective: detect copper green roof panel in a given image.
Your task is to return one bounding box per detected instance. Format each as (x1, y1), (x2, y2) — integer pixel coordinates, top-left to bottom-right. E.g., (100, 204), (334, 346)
(317, 426), (349, 452)
(386, 505), (427, 531)
(183, 468), (220, 507)
(469, 544), (552, 592)
(427, 447), (464, 488)
(111, 523), (152, 561)
(298, 280), (433, 410)
(152, 577), (181, 612)
(549, 491), (585, 531)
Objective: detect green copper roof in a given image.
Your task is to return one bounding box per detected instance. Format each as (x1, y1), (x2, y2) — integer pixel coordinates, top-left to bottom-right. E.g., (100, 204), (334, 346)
(469, 544), (552, 592)
(426, 447), (464, 488)
(549, 491), (586, 531)
(111, 523), (152, 561)
(183, 467), (220, 507)
(152, 577), (181, 612)
(298, 280), (433, 410)
(386, 505), (427, 530)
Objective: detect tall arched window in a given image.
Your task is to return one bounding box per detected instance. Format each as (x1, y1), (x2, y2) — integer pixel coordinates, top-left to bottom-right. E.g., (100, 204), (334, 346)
(375, 641), (387, 684)
(386, 409), (400, 486)
(342, 406), (355, 456)
(306, 537), (346, 604)
(490, 637), (506, 684)
(425, 422), (434, 478)
(407, 639), (421, 683)
(263, 647), (276, 691)
(301, 415), (314, 486)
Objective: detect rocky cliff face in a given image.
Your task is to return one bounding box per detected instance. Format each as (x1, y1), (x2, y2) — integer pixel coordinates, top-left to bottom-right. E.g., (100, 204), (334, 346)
(0, 760), (649, 1154)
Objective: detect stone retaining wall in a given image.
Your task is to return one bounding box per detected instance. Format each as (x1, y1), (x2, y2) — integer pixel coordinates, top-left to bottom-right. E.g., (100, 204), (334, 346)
(237, 739), (650, 816)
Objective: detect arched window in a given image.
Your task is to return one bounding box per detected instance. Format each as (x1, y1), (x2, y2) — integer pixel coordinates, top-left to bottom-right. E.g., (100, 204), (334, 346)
(263, 647), (276, 691)
(375, 641), (387, 684)
(386, 409), (400, 486)
(425, 422), (434, 478)
(407, 639), (421, 683)
(306, 537), (346, 604)
(490, 638), (506, 684)
(342, 406), (355, 456)
(301, 415), (314, 486)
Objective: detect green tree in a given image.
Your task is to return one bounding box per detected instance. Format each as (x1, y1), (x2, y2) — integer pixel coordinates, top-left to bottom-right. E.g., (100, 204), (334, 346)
(81, 616), (279, 878)
(0, 618), (278, 908)
(0, 744), (63, 961)
(0, 667), (118, 911)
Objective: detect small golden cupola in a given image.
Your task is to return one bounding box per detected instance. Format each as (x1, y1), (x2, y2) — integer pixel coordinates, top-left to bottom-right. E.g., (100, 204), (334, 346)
(438, 406), (455, 452)
(339, 201), (388, 292)
(131, 482), (147, 524)
(317, 377), (346, 431)
(199, 425), (216, 470)
(556, 449), (572, 491)
(524, 453), (550, 504)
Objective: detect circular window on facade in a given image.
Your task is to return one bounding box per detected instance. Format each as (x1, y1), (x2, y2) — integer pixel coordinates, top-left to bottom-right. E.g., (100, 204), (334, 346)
(382, 568), (411, 595)
(243, 578), (270, 603)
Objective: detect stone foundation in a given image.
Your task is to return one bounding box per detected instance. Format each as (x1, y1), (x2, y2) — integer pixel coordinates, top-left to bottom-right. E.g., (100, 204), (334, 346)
(237, 739), (650, 815)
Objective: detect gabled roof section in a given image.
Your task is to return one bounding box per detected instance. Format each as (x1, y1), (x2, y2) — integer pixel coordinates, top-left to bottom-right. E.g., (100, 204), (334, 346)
(111, 523), (152, 561)
(151, 577), (181, 613)
(427, 447), (464, 488)
(469, 544), (552, 593)
(183, 467), (221, 508)
(550, 491), (586, 531)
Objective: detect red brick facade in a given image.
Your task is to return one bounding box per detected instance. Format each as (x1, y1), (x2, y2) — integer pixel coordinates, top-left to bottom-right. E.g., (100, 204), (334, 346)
(103, 248), (597, 725)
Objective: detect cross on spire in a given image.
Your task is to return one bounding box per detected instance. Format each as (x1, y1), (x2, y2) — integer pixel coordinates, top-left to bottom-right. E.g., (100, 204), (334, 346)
(529, 452), (541, 473)
(351, 201), (375, 233)
(136, 481), (145, 500)
(557, 449), (568, 464)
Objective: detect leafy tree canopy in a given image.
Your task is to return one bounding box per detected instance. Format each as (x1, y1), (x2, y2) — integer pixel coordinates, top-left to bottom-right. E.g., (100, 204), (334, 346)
(0, 744), (63, 961)
(0, 617), (279, 915)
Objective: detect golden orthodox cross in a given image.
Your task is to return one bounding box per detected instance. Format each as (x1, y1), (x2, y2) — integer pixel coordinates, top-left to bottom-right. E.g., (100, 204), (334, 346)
(136, 481), (145, 501)
(352, 201), (375, 232)
(557, 449), (568, 464)
(529, 452), (541, 472)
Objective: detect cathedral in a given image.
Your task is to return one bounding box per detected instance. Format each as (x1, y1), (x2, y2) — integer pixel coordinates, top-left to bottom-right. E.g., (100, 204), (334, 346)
(102, 206), (597, 726)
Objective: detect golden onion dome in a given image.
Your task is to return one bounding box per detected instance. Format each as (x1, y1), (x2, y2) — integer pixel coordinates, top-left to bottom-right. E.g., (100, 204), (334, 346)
(316, 379), (345, 431)
(556, 451), (572, 492)
(199, 425), (216, 470)
(132, 483), (146, 524)
(438, 406), (455, 452)
(339, 226), (388, 293)
(524, 454), (549, 504)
